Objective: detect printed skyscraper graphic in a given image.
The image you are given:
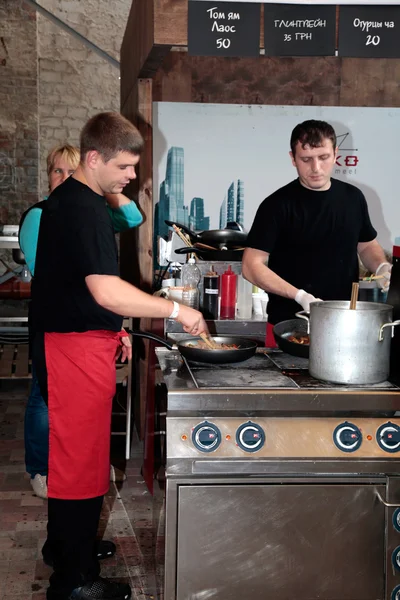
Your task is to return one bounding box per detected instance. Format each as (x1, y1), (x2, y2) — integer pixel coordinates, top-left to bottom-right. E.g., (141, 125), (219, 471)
(236, 180), (244, 226)
(154, 146), (212, 245)
(190, 198), (210, 231)
(219, 180), (245, 228)
(154, 146), (190, 244)
(154, 146), (245, 262)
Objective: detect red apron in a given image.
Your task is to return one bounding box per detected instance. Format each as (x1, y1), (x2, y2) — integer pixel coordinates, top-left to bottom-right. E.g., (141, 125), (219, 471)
(45, 330), (123, 500)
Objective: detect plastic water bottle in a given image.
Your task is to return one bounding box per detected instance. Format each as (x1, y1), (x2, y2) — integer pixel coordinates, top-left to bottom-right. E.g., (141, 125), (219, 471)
(236, 274), (252, 319)
(181, 256), (201, 309)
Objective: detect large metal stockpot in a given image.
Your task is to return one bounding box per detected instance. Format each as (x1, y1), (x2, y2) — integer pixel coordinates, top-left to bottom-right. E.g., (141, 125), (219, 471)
(296, 301), (400, 385)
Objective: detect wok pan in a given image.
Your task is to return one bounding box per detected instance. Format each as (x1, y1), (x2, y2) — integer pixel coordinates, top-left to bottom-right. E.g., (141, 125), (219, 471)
(273, 319), (310, 358)
(165, 220), (247, 249)
(175, 246), (244, 262)
(127, 330), (258, 364)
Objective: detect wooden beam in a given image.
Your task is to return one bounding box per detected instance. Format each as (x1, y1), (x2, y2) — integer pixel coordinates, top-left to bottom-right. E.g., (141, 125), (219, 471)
(120, 78), (154, 441)
(153, 52), (341, 106)
(120, 0), (155, 108)
(154, 0), (188, 46)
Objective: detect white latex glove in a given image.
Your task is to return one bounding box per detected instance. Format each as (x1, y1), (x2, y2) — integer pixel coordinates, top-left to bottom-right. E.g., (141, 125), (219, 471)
(295, 289), (323, 312)
(375, 262), (392, 292)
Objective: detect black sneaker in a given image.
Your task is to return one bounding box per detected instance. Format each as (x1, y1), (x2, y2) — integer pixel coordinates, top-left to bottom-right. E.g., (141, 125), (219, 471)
(69, 579), (131, 600)
(47, 578), (131, 600)
(43, 540), (116, 567)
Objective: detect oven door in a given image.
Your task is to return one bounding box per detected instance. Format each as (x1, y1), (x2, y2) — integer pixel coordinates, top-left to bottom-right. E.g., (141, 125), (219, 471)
(175, 482), (386, 600)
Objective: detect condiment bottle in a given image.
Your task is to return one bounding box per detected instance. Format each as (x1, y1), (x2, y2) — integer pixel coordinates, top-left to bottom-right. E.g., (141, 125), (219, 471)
(203, 266), (219, 319)
(181, 255), (201, 310)
(236, 274), (253, 319)
(220, 265), (237, 320)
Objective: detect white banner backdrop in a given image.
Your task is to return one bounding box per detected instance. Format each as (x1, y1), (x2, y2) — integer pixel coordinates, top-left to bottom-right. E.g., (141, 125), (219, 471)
(153, 103), (400, 252)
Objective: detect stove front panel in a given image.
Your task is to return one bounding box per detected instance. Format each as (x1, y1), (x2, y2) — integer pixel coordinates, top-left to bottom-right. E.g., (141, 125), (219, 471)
(167, 417), (400, 460)
(175, 482), (386, 600)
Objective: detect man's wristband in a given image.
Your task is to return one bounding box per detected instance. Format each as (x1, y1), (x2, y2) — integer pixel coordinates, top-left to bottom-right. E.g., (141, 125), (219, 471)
(168, 301), (180, 319)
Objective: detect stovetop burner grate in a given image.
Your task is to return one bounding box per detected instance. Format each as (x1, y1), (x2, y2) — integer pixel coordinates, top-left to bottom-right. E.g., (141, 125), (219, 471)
(186, 351), (400, 390)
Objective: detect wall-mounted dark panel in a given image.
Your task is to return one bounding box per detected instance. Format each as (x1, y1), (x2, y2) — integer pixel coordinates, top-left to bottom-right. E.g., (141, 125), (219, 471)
(264, 4), (336, 57)
(339, 5), (400, 58)
(188, 1), (261, 57)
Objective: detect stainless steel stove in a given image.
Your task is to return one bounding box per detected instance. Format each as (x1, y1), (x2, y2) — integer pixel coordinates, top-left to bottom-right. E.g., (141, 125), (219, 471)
(157, 347), (400, 600)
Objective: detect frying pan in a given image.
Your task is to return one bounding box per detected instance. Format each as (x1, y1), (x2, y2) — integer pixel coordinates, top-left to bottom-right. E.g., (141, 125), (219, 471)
(175, 246), (244, 262)
(126, 330), (258, 364)
(273, 319), (310, 358)
(165, 220), (247, 249)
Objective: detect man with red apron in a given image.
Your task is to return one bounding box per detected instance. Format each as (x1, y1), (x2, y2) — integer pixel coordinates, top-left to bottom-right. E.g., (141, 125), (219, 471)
(31, 112), (207, 600)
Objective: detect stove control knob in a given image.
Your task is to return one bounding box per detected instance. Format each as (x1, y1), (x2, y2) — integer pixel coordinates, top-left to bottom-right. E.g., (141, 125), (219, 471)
(333, 422), (362, 453)
(236, 421), (265, 453)
(377, 422), (400, 453)
(392, 585), (400, 600)
(393, 508), (400, 532)
(192, 421), (221, 453)
(392, 546), (400, 572)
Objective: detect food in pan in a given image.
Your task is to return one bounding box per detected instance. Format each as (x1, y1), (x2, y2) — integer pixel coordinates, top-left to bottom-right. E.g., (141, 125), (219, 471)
(187, 341), (240, 350)
(287, 334), (310, 345)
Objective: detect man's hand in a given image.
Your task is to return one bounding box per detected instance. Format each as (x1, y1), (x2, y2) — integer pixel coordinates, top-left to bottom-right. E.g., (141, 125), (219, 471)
(175, 304), (208, 336)
(376, 262), (392, 292)
(116, 329), (132, 363)
(295, 289), (322, 312)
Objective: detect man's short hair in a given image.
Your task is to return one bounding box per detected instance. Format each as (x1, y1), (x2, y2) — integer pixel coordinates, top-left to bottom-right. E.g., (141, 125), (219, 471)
(80, 112), (144, 162)
(46, 144), (80, 177)
(290, 120), (337, 156)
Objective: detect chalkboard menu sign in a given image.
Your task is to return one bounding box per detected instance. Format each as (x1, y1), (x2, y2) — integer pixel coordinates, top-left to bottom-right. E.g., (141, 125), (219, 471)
(264, 4), (336, 57)
(188, 1), (261, 57)
(339, 6), (400, 58)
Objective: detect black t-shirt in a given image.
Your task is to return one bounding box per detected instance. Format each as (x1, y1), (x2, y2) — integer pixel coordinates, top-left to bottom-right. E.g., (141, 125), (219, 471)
(31, 176), (123, 333)
(246, 178), (377, 325)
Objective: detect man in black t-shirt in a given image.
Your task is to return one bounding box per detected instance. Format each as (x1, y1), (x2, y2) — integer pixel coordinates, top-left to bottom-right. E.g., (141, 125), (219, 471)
(32, 113), (207, 600)
(242, 119), (391, 343)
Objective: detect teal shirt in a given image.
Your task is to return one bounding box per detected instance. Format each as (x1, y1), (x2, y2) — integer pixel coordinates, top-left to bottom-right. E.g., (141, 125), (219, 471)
(19, 199), (143, 275)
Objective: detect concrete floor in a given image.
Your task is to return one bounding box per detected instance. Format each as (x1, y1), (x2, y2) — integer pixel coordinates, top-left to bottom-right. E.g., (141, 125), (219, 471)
(0, 379), (165, 599)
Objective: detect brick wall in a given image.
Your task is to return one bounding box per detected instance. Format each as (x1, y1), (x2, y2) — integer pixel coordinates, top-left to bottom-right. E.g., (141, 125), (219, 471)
(0, 0), (131, 218)
(37, 0), (131, 197)
(0, 0), (39, 225)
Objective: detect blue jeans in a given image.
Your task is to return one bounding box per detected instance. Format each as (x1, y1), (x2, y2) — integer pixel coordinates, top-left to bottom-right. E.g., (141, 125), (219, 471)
(24, 365), (49, 477)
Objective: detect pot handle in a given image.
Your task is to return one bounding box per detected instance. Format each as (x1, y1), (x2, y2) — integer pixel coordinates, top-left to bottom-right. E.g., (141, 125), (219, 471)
(124, 329), (174, 350)
(378, 320), (400, 342)
(295, 311), (310, 335)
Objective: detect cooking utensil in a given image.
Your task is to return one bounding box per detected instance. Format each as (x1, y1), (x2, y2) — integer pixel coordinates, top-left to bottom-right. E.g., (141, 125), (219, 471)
(126, 330), (258, 364)
(166, 220), (247, 249)
(172, 224), (192, 248)
(296, 301), (400, 385)
(175, 246), (244, 262)
(193, 242), (219, 251)
(350, 282), (359, 310)
(361, 275), (385, 281)
(199, 332), (218, 350)
(273, 319), (310, 358)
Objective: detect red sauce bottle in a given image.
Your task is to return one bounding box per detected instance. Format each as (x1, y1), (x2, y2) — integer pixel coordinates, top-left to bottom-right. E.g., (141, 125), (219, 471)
(220, 266), (237, 320)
